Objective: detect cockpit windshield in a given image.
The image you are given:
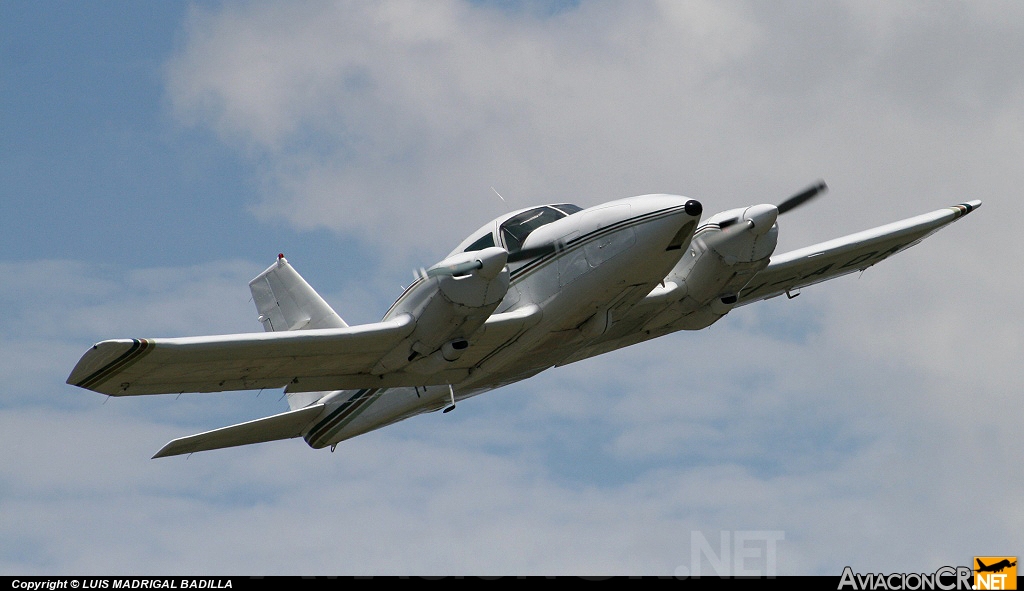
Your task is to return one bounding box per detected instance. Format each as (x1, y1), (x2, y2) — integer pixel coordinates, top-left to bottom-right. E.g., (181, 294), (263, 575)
(462, 232), (495, 252)
(457, 203), (582, 255)
(499, 204), (582, 253)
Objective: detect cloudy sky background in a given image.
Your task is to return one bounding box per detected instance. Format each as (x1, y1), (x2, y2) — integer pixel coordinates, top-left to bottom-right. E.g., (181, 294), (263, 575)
(2, 0), (1021, 576)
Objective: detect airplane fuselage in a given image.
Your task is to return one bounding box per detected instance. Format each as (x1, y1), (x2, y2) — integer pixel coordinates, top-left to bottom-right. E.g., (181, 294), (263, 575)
(305, 194), (703, 448)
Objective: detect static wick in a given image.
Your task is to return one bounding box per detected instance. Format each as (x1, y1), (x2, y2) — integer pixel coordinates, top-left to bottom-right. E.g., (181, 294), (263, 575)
(491, 186), (506, 203)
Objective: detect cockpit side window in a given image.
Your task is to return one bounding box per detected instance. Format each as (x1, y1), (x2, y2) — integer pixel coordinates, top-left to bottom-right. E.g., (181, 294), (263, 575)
(463, 232), (496, 252)
(500, 206), (569, 253)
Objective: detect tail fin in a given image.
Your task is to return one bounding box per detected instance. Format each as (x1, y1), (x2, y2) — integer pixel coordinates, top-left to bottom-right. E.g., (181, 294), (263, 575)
(249, 255), (346, 410)
(249, 254), (347, 332)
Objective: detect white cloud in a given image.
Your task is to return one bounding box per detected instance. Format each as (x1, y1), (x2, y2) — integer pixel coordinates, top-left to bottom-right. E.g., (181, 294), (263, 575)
(158, 0), (1023, 571)
(5, 0), (1022, 576)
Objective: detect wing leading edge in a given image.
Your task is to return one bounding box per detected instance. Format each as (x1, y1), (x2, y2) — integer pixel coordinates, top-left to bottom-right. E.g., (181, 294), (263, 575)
(737, 200), (981, 305)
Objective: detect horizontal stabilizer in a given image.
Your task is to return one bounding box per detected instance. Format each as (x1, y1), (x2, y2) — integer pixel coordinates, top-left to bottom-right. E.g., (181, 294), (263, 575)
(152, 403), (324, 458)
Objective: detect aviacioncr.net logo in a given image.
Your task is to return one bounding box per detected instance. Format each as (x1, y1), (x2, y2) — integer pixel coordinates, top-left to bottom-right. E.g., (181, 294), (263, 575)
(838, 566), (973, 590)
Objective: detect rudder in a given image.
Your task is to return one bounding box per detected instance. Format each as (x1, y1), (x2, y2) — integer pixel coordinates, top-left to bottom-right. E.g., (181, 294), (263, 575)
(249, 254), (348, 332)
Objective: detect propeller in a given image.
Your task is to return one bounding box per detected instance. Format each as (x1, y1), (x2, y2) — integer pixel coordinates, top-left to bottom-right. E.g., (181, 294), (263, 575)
(700, 218), (755, 250)
(422, 260), (484, 279)
(506, 240), (565, 264)
(717, 180), (828, 231)
(416, 240), (564, 281)
(703, 181), (828, 251)
(417, 246), (512, 281)
(776, 180), (827, 215)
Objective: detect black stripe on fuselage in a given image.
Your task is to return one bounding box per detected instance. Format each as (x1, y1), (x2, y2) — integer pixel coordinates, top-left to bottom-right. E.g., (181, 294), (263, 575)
(313, 204), (696, 445)
(305, 388), (380, 448)
(508, 203), (693, 282)
(381, 204), (695, 319)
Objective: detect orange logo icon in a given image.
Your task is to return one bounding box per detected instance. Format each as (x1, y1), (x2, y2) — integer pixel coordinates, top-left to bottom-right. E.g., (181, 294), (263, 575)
(974, 557), (1017, 590)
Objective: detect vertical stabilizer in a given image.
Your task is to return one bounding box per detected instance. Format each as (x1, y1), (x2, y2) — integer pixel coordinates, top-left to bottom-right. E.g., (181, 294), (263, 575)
(249, 255), (347, 411)
(249, 254), (348, 332)
(249, 251), (350, 329)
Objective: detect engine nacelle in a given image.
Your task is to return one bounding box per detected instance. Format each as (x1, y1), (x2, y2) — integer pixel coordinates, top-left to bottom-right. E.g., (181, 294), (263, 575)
(435, 247), (510, 308)
(372, 247), (510, 374)
(644, 205), (780, 332)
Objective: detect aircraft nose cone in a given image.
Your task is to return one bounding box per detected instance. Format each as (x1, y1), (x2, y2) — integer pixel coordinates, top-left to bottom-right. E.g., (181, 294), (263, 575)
(685, 200), (702, 217)
(744, 204), (778, 235)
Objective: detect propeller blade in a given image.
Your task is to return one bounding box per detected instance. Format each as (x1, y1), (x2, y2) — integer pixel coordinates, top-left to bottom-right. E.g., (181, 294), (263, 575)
(418, 242), (558, 280)
(777, 180), (827, 215)
(699, 219), (754, 251)
(506, 240), (564, 263)
(423, 259), (484, 279)
(417, 246), (511, 281)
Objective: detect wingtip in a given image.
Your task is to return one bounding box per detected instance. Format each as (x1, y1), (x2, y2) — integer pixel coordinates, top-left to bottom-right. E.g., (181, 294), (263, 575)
(952, 200), (981, 217)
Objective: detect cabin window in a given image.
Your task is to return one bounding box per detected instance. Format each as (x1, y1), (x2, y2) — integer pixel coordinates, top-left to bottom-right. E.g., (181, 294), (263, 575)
(500, 205), (579, 253)
(463, 232), (496, 252)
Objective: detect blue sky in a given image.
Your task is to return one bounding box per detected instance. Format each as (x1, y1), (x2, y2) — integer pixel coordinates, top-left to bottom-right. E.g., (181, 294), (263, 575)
(5, 3), (239, 261)
(2, 0), (1021, 576)
(2, 1), (366, 292)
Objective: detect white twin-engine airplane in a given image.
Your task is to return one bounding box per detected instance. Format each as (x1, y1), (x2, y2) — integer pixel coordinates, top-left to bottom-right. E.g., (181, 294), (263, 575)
(68, 182), (980, 458)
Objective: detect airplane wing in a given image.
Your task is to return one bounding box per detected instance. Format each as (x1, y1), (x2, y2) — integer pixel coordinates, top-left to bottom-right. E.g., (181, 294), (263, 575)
(67, 315), (417, 396)
(67, 304), (544, 396)
(552, 200), (981, 368)
(736, 201), (981, 305)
